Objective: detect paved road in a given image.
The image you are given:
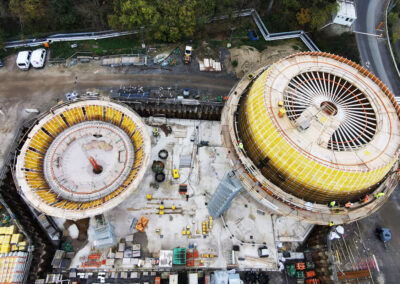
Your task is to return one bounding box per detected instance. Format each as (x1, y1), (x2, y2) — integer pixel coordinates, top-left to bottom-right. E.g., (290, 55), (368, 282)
(356, 185), (400, 283)
(0, 61), (236, 109)
(354, 2), (400, 281)
(354, 0), (400, 96)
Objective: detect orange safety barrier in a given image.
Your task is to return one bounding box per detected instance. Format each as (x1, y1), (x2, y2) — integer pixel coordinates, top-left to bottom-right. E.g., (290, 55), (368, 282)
(82, 261), (101, 267)
(306, 271), (316, 278)
(295, 262), (306, 270)
(88, 254), (101, 260)
(306, 279), (320, 284)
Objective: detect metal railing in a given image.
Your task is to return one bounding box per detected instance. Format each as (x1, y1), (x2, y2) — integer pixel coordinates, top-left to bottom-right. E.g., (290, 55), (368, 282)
(4, 30), (137, 49)
(210, 8), (320, 52)
(4, 9), (320, 52)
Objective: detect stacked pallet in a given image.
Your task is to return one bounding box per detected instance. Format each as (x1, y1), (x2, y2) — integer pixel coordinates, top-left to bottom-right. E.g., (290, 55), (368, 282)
(199, 58), (222, 72)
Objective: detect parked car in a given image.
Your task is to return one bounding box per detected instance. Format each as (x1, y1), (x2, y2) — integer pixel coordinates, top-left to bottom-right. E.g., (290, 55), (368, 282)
(16, 51), (31, 70)
(30, 48), (47, 68)
(0, 59), (3, 67)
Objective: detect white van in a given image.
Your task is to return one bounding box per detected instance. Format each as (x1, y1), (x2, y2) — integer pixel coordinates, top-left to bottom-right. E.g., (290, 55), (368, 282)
(30, 48), (47, 68)
(16, 51), (31, 70)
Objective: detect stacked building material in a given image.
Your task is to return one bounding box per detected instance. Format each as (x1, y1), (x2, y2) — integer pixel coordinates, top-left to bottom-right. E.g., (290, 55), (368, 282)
(199, 58), (222, 72)
(0, 252), (29, 283)
(172, 248), (186, 265)
(159, 250), (173, 268)
(0, 225), (26, 253)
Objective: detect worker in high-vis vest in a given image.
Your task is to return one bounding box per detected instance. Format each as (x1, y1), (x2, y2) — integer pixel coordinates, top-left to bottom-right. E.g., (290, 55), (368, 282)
(329, 201), (336, 208)
(329, 221), (334, 227)
(374, 192), (385, 199)
(238, 138), (244, 149)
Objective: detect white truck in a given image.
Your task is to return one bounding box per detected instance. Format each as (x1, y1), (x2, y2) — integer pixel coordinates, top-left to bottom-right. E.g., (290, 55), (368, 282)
(16, 51), (31, 70)
(30, 48), (47, 68)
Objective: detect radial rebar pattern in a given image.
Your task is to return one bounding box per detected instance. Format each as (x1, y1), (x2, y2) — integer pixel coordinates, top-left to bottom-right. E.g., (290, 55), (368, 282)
(285, 71), (377, 151)
(237, 53), (400, 203)
(15, 100), (150, 219)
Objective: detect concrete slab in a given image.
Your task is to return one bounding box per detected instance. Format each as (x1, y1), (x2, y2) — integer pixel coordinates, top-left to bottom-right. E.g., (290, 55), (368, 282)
(66, 119), (313, 271)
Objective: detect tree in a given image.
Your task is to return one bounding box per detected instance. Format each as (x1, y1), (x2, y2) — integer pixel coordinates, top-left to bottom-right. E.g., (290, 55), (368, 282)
(276, 0), (338, 31)
(389, 12), (399, 26)
(308, 1), (338, 30)
(393, 26), (400, 42)
(282, 0), (301, 11)
(195, 0), (216, 25)
(389, 12), (400, 41)
(109, 0), (197, 42)
(50, 0), (78, 30)
(296, 8), (310, 26)
(153, 0), (182, 42)
(109, 0), (160, 30)
(178, 0), (196, 38)
(309, 6), (328, 30)
(0, 28), (4, 50)
(74, 0), (113, 29)
(9, 0), (47, 34)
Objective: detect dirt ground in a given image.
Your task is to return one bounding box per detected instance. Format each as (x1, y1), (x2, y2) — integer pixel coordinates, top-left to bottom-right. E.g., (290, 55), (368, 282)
(63, 218), (90, 254)
(0, 41), (297, 170)
(0, 54), (237, 169)
(225, 43), (299, 78)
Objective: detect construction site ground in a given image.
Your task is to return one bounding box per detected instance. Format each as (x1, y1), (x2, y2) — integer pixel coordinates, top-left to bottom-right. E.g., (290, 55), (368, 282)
(0, 41), (300, 170)
(0, 53), (236, 171)
(1, 43), (400, 283)
(51, 118), (311, 273)
(224, 42), (300, 78)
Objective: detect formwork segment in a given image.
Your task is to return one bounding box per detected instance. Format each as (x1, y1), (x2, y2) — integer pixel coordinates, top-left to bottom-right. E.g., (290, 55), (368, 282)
(237, 53), (400, 203)
(221, 52), (400, 224)
(15, 99), (151, 220)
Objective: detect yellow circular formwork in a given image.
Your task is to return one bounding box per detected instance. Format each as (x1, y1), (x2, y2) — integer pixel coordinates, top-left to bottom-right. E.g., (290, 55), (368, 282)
(237, 54), (400, 203)
(15, 99), (151, 219)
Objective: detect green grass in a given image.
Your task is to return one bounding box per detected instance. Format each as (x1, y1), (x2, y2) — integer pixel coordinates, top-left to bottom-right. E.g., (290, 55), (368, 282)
(49, 36), (143, 59)
(312, 32), (360, 63)
(234, 38), (270, 50)
(49, 42), (78, 59)
(0, 46), (36, 59)
(1, 35), (144, 60)
(201, 37), (271, 51)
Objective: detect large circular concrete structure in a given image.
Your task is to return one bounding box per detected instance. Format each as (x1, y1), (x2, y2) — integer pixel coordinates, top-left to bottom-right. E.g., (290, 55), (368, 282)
(222, 52), (400, 224)
(15, 99), (150, 219)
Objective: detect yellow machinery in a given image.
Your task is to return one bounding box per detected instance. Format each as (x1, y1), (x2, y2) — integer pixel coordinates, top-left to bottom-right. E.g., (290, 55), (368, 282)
(184, 46), (192, 64)
(173, 169), (180, 179)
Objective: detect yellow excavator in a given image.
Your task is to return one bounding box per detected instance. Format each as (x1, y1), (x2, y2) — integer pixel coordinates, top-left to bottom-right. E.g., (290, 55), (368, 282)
(184, 46), (192, 64)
